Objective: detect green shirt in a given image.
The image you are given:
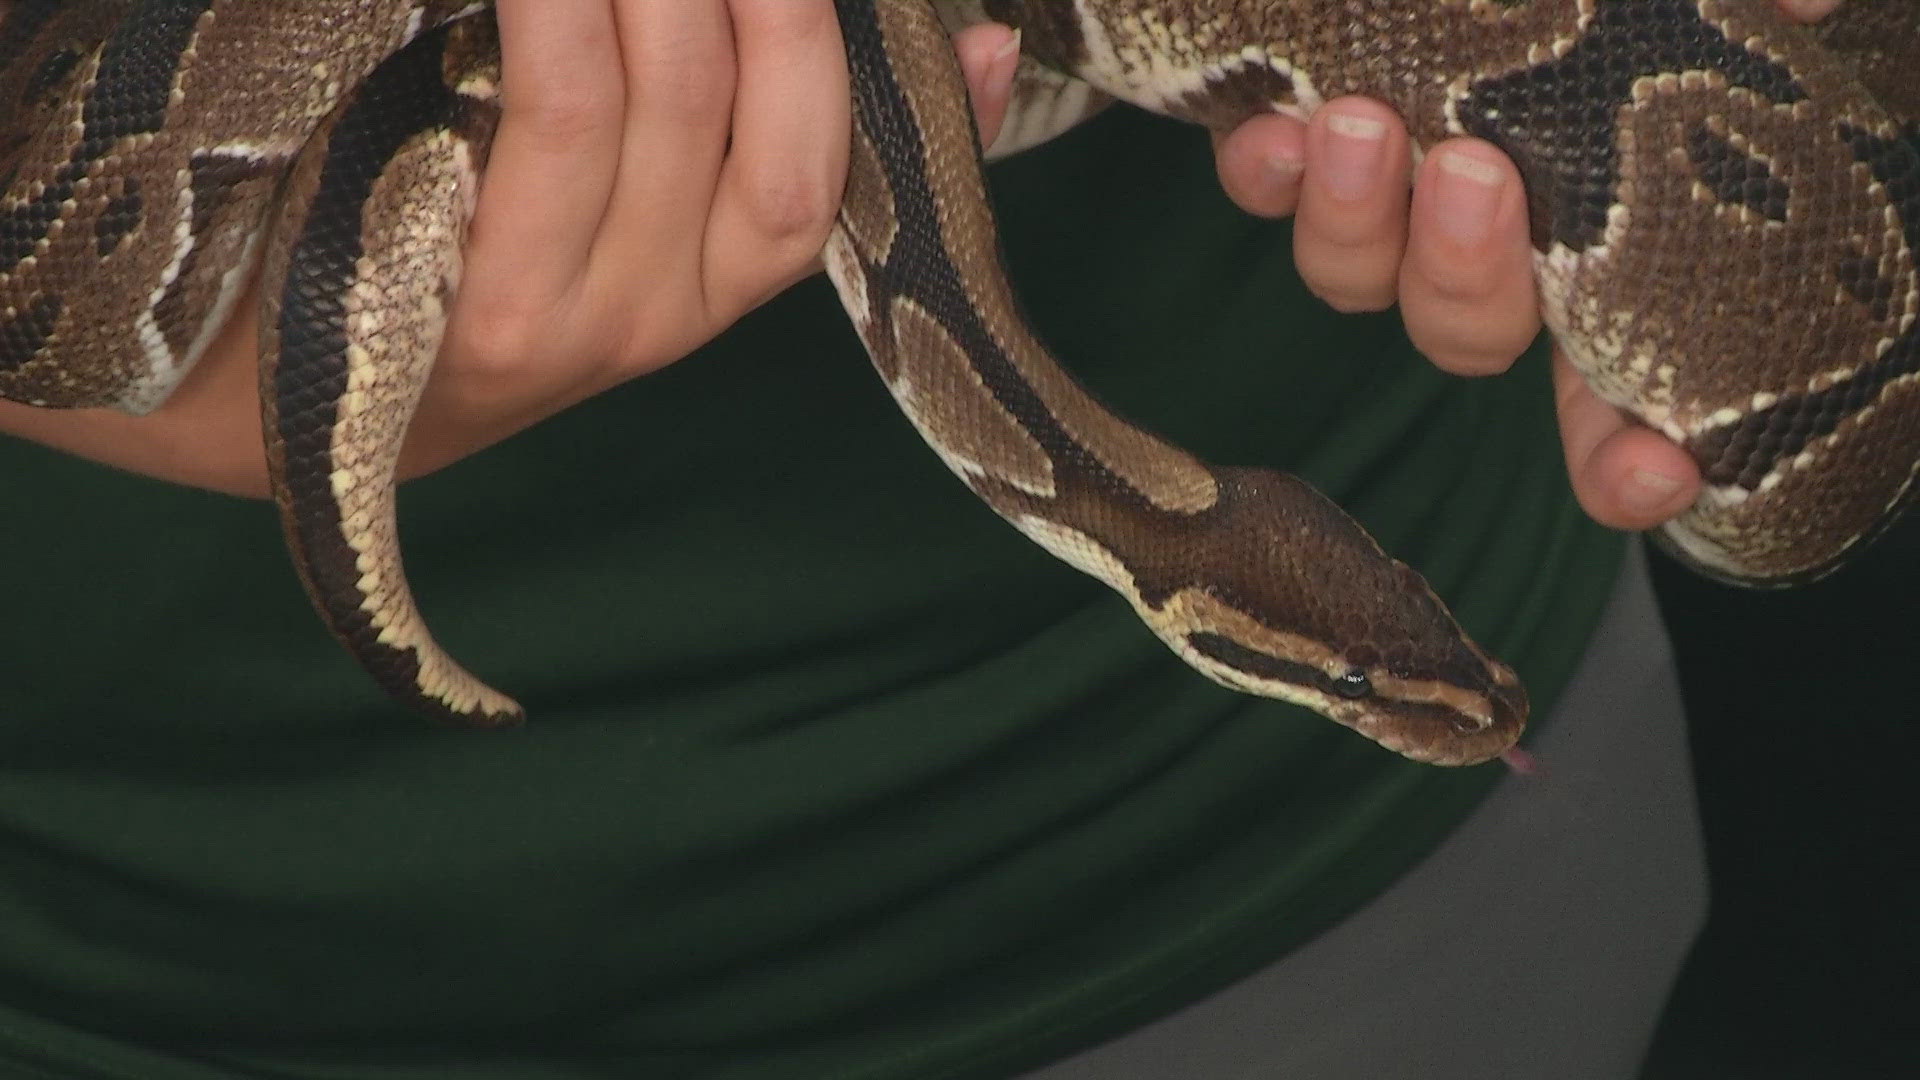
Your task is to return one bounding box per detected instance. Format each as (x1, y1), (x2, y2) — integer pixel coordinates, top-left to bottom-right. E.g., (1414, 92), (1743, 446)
(0, 107), (1621, 1079)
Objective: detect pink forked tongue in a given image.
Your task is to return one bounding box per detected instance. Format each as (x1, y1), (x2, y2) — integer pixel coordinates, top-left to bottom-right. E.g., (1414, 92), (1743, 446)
(1501, 747), (1543, 776)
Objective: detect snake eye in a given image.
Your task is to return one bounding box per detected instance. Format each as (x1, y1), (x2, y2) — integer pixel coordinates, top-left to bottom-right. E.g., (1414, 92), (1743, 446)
(1332, 668), (1373, 699)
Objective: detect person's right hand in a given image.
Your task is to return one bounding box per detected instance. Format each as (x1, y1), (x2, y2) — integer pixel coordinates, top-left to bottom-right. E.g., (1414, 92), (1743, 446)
(0, 0), (1022, 497)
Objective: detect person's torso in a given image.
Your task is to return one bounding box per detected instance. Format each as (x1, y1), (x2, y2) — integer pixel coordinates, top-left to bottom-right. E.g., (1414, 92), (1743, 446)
(0, 106), (1620, 1079)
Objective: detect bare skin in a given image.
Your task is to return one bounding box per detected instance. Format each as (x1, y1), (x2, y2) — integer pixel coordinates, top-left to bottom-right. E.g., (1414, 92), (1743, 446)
(0, 0), (1844, 531)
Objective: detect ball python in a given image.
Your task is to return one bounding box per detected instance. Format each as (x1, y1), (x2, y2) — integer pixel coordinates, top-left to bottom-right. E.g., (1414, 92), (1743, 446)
(1, 1), (1914, 766)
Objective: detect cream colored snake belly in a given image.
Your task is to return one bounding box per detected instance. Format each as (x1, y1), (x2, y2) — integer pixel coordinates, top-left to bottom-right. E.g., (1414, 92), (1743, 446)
(1, 0), (1914, 765)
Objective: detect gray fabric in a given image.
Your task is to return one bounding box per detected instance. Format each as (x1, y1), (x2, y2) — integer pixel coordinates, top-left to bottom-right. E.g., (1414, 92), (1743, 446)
(1026, 546), (1707, 1080)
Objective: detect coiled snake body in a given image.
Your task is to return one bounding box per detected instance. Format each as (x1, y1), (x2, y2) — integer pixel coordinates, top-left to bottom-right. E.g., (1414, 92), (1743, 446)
(2, 1), (1915, 764)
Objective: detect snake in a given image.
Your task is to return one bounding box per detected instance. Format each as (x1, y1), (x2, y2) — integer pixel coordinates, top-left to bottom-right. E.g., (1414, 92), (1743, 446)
(1, 1), (1914, 766)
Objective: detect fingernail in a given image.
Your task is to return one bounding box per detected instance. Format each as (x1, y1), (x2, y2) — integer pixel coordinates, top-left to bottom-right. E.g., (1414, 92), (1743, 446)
(986, 28), (1022, 93)
(1778, 0), (1837, 22)
(1623, 468), (1685, 514)
(1320, 111), (1388, 200)
(993, 27), (1023, 64)
(973, 29), (1020, 140)
(1265, 147), (1305, 186)
(1430, 150), (1507, 244)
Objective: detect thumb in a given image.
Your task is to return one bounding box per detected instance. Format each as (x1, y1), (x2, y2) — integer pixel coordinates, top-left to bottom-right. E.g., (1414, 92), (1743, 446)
(950, 23), (1021, 149)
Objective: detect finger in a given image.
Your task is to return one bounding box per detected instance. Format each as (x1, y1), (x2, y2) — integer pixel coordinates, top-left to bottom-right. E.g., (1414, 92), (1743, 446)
(765, 22), (1017, 289)
(592, 0), (739, 293)
(1777, 0), (1841, 21)
(702, 0), (848, 308)
(1294, 97), (1415, 313)
(1212, 113), (1308, 218)
(1554, 351), (1701, 529)
(1398, 138), (1540, 375)
(951, 22), (1023, 148)
(465, 0), (625, 305)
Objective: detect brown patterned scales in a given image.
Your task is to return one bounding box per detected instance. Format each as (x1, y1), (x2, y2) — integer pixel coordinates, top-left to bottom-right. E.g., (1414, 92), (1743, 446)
(985, 0), (1920, 585)
(0, 1), (1913, 764)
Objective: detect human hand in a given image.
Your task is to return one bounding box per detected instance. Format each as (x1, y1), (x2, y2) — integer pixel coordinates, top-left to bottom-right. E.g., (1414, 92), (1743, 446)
(0, 0), (1022, 497)
(1204, 0), (1845, 531)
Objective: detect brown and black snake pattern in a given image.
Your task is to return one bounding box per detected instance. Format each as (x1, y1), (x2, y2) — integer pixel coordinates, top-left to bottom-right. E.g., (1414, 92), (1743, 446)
(1, 1), (1914, 763)
(984, 0), (1920, 586)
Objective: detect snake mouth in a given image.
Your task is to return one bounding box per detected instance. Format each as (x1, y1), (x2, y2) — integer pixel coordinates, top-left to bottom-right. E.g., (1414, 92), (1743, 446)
(1352, 674), (1529, 767)
(1177, 626), (1529, 766)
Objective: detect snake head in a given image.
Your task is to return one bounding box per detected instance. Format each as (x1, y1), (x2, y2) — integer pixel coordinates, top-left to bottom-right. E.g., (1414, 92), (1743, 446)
(1284, 564), (1530, 768)
(1147, 469), (1529, 767)
(1297, 554), (1529, 768)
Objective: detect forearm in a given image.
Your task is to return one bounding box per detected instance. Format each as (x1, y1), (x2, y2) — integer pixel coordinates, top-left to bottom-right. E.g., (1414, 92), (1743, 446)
(0, 283), (601, 499)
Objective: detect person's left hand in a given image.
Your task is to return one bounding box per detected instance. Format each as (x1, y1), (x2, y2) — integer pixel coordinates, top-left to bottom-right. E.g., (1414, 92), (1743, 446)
(1176, 0), (1848, 531)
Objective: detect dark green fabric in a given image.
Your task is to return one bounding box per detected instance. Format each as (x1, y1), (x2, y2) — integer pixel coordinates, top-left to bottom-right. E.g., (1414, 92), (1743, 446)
(0, 107), (1622, 1079)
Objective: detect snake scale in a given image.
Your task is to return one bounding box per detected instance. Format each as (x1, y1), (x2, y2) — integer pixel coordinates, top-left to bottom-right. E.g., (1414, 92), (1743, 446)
(1, 1), (1915, 765)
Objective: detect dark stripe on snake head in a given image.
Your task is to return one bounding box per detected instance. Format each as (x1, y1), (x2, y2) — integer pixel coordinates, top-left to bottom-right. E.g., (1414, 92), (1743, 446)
(1457, 0), (1810, 253)
(1187, 626), (1519, 753)
(1186, 632), (1372, 702)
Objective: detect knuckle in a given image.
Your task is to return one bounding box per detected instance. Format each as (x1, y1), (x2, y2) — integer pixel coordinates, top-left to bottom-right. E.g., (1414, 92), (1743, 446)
(731, 0), (837, 43)
(736, 171), (840, 246)
(1311, 282), (1395, 314)
(446, 294), (552, 377)
(1219, 154), (1303, 218)
(1416, 259), (1502, 304)
(1300, 257), (1398, 314)
(1413, 334), (1506, 375)
(636, 48), (735, 122)
(605, 295), (708, 381)
(1406, 305), (1536, 373)
(507, 85), (621, 145)
(1305, 210), (1395, 251)
(1327, 294), (1394, 315)
(506, 65), (618, 145)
